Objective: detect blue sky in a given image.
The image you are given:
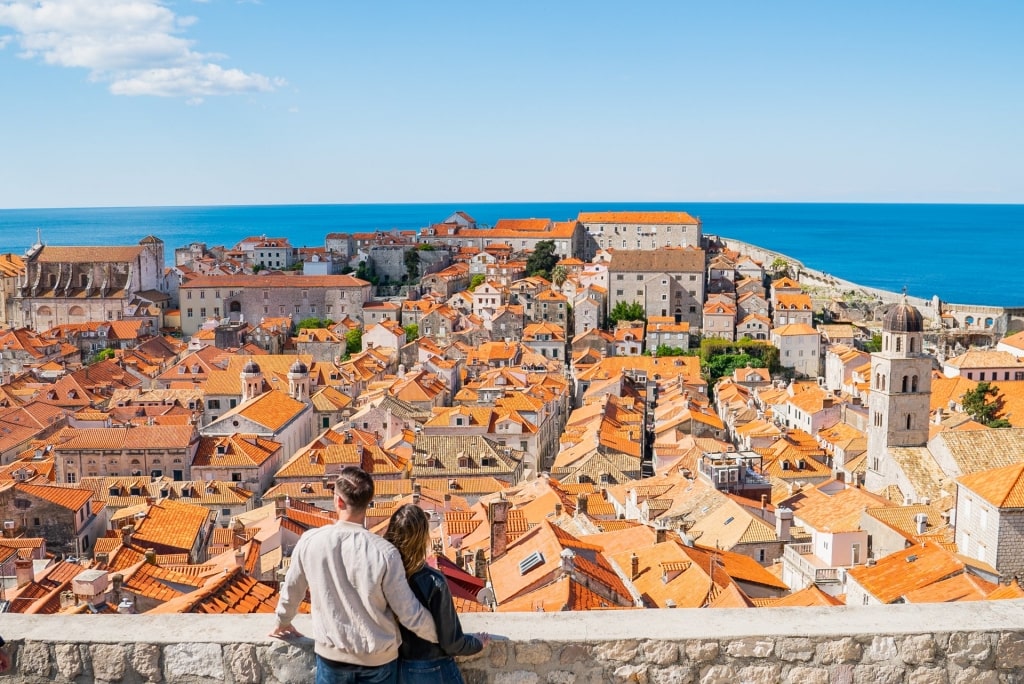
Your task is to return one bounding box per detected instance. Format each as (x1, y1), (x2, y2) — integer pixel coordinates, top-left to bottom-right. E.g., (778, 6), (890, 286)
(1, 1), (1022, 208)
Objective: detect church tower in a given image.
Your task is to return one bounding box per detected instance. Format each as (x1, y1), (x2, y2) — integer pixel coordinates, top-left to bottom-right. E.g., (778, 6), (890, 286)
(240, 359), (264, 403)
(288, 359), (311, 403)
(865, 299), (932, 488)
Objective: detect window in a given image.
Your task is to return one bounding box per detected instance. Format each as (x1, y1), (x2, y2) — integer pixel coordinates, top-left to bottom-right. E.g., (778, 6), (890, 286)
(187, 291), (193, 300)
(187, 308), (193, 318)
(232, 472), (243, 482)
(616, 274), (624, 281)
(200, 308), (206, 317)
(208, 399), (221, 409)
(214, 307), (220, 316)
(200, 291), (205, 299)
(689, 275), (697, 281)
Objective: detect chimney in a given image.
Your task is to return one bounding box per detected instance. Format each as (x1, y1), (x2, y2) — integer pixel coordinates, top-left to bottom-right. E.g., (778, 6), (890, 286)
(95, 552), (110, 566)
(275, 497), (287, 519)
(231, 518), (245, 550)
(474, 549), (487, 580)
(760, 494), (767, 518)
(443, 493), (452, 511)
(914, 513), (928, 535)
(412, 483), (421, 505)
(235, 549), (246, 569)
(630, 553), (639, 581)
(110, 572), (123, 605)
(488, 498), (509, 560)
(121, 525), (135, 547)
(554, 502), (563, 517)
(560, 548), (575, 576)
(776, 507), (793, 542)
(655, 523), (668, 544)
(576, 493), (588, 517)
(15, 558), (34, 587)
(144, 549), (157, 565)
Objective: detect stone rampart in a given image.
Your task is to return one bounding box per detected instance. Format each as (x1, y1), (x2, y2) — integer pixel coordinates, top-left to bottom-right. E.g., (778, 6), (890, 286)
(2, 601), (1024, 682)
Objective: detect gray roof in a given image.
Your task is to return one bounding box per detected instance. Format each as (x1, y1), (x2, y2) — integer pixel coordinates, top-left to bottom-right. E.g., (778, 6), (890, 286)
(608, 249), (705, 274)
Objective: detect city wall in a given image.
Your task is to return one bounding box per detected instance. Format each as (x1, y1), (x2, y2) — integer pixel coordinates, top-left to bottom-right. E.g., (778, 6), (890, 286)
(2, 601), (1024, 682)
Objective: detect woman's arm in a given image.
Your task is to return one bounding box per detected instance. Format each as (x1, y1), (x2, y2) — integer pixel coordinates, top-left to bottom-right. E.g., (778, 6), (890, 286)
(425, 574), (483, 657)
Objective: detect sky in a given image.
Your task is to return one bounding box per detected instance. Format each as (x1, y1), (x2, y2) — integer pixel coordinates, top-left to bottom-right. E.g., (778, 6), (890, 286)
(0, 1), (1022, 209)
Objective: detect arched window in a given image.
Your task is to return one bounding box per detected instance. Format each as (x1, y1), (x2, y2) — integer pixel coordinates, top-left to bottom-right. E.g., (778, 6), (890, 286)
(909, 338), (915, 353)
(906, 414), (912, 430)
(895, 337), (902, 352)
(966, 316), (974, 325)
(911, 375), (919, 392)
(902, 376), (909, 393)
(881, 375), (886, 391)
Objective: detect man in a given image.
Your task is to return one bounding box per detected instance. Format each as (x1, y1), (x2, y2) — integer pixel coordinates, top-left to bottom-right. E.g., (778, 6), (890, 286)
(270, 466), (438, 682)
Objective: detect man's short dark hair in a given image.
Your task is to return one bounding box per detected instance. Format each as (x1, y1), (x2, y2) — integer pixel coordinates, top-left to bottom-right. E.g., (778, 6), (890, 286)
(335, 466), (374, 511)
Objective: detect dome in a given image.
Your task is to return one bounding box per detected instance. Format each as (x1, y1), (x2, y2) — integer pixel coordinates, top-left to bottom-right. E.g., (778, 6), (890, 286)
(289, 359), (309, 374)
(883, 301), (924, 333)
(242, 360), (261, 374)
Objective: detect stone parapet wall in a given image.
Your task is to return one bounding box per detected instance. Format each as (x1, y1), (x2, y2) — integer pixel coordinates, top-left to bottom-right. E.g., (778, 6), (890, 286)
(1, 601), (1023, 683)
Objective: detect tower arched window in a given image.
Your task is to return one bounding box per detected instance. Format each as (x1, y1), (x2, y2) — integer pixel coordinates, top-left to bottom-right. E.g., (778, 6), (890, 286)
(902, 376), (909, 393)
(895, 337), (902, 352)
(909, 338), (916, 353)
(906, 414), (912, 430)
(912, 375), (919, 392)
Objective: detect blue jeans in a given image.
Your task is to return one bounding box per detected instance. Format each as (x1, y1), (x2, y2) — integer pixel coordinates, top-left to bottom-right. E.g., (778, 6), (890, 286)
(315, 655), (398, 684)
(398, 657), (465, 684)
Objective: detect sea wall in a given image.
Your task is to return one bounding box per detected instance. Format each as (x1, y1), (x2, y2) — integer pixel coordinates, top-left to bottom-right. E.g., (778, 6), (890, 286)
(2, 601), (1024, 683)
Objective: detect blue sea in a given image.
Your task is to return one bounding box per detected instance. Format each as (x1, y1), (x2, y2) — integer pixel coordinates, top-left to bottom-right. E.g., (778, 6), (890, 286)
(0, 202), (1020, 307)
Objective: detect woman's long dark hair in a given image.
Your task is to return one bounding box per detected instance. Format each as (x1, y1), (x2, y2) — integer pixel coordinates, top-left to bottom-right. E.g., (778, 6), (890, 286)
(384, 503), (430, 576)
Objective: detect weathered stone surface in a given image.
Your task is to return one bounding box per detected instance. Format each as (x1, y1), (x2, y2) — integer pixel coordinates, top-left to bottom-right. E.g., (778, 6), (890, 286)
(907, 666), (947, 684)
(725, 638), (774, 658)
(785, 666), (830, 684)
(699, 665), (737, 684)
(90, 643), (127, 682)
(649, 665), (695, 684)
(558, 644), (588, 666)
(684, 641), (720, 664)
(737, 664), (782, 683)
(946, 632), (992, 667)
(613, 664), (649, 683)
(226, 643), (262, 684)
(164, 643), (224, 681)
(816, 637), (862, 665)
(516, 641), (553, 665)
(641, 640), (679, 666)
(130, 644), (162, 683)
(776, 637), (815, 662)
(495, 672), (541, 684)
(829, 664), (854, 684)
(862, 636), (899, 663)
(996, 632), (1024, 670)
(594, 640), (639, 662)
(544, 670), (578, 684)
(18, 642), (52, 678)
(260, 641), (315, 684)
(852, 664), (905, 684)
(950, 666), (999, 684)
(489, 640), (509, 668)
(54, 643), (85, 680)
(462, 669), (490, 684)
(900, 635), (938, 665)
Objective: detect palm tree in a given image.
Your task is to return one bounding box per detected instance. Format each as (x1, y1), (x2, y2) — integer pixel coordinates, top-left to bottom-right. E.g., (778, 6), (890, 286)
(550, 265), (568, 289)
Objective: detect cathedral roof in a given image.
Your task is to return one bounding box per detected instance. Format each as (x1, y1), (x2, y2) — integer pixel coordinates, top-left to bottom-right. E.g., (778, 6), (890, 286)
(883, 300), (924, 333)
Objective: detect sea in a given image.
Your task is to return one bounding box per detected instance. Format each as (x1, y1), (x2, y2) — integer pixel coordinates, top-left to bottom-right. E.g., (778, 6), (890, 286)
(0, 202), (1021, 307)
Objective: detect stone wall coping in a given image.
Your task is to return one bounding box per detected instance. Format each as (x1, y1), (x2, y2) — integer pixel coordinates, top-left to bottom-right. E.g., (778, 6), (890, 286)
(3, 599), (1023, 645)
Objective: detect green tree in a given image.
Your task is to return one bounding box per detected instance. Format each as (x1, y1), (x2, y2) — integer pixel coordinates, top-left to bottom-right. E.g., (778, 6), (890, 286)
(770, 257), (790, 277)
(550, 264), (568, 288)
(864, 333), (882, 353)
(345, 328), (363, 357)
(961, 382), (1010, 427)
(88, 348), (116, 364)
(608, 301), (646, 326)
(296, 317), (334, 329)
(403, 249), (421, 282)
(654, 344), (690, 357)
(355, 260), (378, 285)
(469, 274), (486, 291)
(404, 323), (419, 343)
(526, 240), (558, 279)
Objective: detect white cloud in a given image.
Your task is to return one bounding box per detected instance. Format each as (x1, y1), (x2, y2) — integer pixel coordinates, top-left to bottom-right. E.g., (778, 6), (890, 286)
(0, 0), (283, 98)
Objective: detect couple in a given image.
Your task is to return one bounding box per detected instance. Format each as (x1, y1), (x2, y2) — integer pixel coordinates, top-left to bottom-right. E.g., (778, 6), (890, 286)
(271, 466), (487, 683)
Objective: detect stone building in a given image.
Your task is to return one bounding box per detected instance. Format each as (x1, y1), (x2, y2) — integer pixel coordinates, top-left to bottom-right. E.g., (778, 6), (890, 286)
(52, 424), (201, 484)
(606, 248), (706, 330)
(579, 211), (703, 260)
(419, 217), (586, 261)
(178, 274), (371, 335)
(11, 236), (166, 331)
(0, 482), (103, 556)
(954, 462), (1024, 576)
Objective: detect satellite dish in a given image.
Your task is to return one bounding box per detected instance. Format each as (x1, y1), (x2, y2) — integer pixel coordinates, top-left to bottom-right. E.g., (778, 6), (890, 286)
(476, 584), (496, 608)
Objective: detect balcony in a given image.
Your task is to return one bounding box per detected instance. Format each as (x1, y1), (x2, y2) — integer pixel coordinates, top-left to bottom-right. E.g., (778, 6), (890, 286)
(784, 543), (842, 584)
(2, 602), (1024, 682)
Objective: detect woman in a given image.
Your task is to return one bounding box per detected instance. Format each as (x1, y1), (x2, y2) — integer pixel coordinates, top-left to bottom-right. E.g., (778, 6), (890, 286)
(384, 504), (488, 684)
